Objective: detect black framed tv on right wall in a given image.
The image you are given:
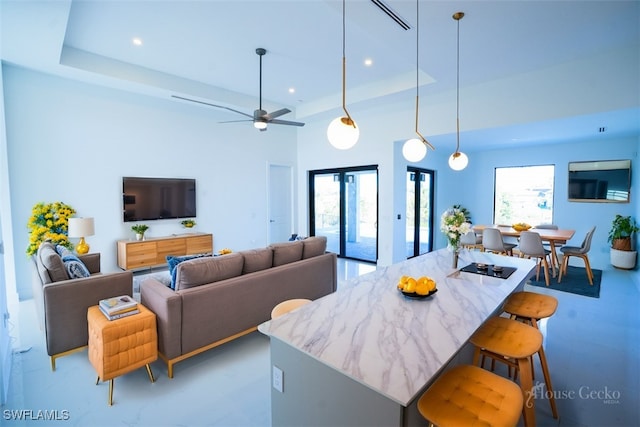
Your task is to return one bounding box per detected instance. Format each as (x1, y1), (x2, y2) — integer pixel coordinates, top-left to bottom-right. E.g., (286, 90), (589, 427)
(568, 159), (631, 203)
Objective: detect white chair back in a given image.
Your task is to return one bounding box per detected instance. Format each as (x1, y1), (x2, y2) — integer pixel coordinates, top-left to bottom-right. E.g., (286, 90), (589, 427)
(482, 228), (506, 252)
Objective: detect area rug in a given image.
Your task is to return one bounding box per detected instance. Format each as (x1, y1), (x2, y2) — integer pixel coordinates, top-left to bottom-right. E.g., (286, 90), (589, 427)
(527, 266), (602, 298)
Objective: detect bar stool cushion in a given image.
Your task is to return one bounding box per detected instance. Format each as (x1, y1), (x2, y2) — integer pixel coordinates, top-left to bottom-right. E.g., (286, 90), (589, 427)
(271, 298), (312, 319)
(418, 365), (523, 427)
(503, 291), (558, 325)
(470, 316), (542, 360)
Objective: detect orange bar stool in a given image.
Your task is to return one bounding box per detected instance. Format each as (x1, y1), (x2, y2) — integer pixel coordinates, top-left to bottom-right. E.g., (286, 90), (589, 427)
(270, 298), (311, 319)
(470, 316), (543, 427)
(502, 291), (559, 418)
(417, 364), (523, 427)
(503, 291), (558, 329)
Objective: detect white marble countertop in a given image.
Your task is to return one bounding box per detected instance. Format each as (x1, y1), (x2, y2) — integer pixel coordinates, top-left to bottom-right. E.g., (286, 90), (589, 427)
(259, 248), (536, 406)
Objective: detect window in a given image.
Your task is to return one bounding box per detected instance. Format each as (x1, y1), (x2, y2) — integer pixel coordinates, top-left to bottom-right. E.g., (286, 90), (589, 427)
(494, 165), (555, 225)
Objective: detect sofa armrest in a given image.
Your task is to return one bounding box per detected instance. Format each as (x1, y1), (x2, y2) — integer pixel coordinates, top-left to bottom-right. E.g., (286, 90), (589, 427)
(140, 278), (183, 359)
(78, 253), (101, 274)
(42, 270), (133, 357)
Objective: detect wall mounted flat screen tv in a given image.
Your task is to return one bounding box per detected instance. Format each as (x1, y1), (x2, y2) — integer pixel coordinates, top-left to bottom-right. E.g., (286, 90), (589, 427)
(568, 160), (631, 203)
(123, 177), (196, 222)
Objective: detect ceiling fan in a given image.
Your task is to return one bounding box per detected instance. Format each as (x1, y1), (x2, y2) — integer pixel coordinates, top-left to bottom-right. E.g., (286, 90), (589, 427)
(172, 48), (304, 131)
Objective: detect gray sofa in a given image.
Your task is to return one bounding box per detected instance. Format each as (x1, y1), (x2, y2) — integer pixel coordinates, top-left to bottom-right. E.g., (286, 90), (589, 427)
(140, 236), (337, 378)
(31, 242), (133, 370)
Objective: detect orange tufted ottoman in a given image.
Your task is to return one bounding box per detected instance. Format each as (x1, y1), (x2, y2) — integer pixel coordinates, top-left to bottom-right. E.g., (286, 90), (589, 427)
(87, 304), (158, 405)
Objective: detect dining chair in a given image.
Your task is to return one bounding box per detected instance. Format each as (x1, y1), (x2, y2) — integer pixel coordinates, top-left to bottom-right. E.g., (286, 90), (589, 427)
(518, 231), (552, 286)
(460, 230), (483, 250)
(482, 228), (517, 256)
(558, 226), (596, 285)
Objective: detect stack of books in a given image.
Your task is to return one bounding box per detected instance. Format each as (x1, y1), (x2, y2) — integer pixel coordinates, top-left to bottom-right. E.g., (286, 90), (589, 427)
(99, 295), (139, 320)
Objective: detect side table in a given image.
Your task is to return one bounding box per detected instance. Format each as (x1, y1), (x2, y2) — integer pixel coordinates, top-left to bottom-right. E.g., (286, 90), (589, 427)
(87, 304), (158, 405)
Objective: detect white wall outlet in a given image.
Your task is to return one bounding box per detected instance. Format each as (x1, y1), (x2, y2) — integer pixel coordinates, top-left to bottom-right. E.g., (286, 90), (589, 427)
(272, 365), (284, 393)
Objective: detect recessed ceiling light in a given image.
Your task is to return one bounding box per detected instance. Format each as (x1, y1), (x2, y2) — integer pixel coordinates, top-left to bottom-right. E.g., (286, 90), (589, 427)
(364, 58), (373, 66)
(288, 88), (295, 94)
(132, 37), (143, 46)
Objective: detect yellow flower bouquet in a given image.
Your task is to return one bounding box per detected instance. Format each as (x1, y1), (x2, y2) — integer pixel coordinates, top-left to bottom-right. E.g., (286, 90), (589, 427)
(26, 201), (76, 256)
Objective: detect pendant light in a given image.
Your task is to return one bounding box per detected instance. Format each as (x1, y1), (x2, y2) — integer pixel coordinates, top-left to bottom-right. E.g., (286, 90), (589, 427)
(448, 11), (468, 171)
(402, 0), (435, 163)
(327, 0), (359, 150)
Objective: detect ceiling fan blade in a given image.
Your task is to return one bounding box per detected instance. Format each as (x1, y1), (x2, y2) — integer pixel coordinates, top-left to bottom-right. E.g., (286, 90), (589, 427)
(172, 95), (253, 119)
(218, 119), (253, 124)
(269, 119), (305, 127)
(264, 108), (291, 120)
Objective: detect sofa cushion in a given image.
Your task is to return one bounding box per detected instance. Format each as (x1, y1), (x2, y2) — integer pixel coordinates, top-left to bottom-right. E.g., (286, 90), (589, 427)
(55, 245), (91, 279)
(240, 248), (274, 274)
(174, 252), (244, 291)
(302, 236), (327, 259)
(37, 242), (68, 283)
(270, 241), (304, 267)
(167, 253), (211, 290)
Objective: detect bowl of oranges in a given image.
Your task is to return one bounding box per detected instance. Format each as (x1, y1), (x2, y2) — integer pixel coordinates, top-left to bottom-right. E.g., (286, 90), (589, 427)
(397, 275), (437, 299)
(512, 223), (531, 232)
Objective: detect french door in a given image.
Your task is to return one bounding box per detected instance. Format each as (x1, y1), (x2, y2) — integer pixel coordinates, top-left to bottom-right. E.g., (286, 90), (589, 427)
(406, 167), (435, 258)
(309, 166), (378, 263)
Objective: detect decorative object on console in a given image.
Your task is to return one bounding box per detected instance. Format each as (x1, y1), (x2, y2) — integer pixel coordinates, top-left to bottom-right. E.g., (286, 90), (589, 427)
(608, 214), (638, 269)
(327, 0), (359, 150)
(181, 219), (196, 229)
(218, 248), (233, 255)
(68, 217), (95, 254)
(26, 201), (76, 256)
(440, 207), (472, 268)
(131, 224), (149, 241)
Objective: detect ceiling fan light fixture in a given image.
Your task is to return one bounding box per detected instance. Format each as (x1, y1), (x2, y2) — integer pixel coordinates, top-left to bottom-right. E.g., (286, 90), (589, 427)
(254, 120), (267, 130)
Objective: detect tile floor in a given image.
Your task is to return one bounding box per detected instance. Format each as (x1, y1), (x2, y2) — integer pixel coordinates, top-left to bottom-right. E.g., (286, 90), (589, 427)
(3, 259), (639, 426)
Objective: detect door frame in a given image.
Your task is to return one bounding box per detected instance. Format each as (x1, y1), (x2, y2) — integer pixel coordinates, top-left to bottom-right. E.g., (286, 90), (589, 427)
(267, 162), (295, 245)
(309, 165), (379, 263)
(407, 166), (435, 258)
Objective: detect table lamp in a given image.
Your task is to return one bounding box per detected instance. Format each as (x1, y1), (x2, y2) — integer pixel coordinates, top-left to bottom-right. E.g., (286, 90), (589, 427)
(68, 217), (95, 254)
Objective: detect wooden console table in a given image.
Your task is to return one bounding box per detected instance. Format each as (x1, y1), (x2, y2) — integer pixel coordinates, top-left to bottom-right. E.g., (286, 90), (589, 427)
(117, 233), (213, 270)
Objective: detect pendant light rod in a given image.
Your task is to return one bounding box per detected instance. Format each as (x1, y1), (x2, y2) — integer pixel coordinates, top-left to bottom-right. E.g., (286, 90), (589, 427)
(341, 0), (355, 128)
(413, 0), (434, 151)
(453, 11), (464, 154)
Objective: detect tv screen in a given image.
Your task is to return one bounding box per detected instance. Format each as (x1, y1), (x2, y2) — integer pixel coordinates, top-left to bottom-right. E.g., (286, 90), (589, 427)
(568, 160), (631, 202)
(123, 177), (196, 222)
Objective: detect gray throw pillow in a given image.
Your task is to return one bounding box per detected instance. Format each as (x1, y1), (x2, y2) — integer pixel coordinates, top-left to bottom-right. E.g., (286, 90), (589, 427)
(37, 242), (68, 282)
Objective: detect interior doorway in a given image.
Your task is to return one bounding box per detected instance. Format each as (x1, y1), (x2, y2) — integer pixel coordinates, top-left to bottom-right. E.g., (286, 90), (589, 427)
(406, 167), (435, 258)
(309, 166), (378, 263)
(268, 164), (294, 244)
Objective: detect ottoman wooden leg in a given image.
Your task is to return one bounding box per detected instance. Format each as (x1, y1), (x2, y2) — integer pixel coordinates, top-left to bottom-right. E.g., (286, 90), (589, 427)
(108, 379), (114, 406)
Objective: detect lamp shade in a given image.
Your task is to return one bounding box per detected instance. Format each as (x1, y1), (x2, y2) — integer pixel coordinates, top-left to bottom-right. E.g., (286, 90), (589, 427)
(448, 152), (469, 171)
(327, 116), (359, 150)
(68, 217), (95, 238)
(402, 138), (427, 162)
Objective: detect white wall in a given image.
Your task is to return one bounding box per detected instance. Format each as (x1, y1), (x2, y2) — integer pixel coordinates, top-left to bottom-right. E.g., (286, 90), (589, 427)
(4, 65), (299, 299)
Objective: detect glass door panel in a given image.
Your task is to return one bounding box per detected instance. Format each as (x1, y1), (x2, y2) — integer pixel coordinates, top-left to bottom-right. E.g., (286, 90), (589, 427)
(406, 167), (434, 258)
(310, 166), (378, 263)
(312, 173), (340, 255)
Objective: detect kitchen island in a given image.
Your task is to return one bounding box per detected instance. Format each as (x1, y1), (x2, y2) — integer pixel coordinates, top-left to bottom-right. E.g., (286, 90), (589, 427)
(259, 248), (536, 426)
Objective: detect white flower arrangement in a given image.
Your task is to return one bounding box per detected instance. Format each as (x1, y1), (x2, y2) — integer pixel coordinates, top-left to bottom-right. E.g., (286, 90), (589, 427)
(440, 207), (472, 251)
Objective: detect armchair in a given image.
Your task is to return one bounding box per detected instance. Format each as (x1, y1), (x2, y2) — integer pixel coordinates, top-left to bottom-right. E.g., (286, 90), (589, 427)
(31, 242), (133, 370)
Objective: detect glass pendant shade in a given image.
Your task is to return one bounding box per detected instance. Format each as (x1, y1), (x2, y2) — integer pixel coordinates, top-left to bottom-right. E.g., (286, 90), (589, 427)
(448, 151), (469, 171)
(402, 138), (427, 162)
(327, 116), (359, 150)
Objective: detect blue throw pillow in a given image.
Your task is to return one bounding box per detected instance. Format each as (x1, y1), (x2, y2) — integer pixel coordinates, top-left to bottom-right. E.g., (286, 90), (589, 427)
(166, 253), (210, 290)
(55, 245), (90, 279)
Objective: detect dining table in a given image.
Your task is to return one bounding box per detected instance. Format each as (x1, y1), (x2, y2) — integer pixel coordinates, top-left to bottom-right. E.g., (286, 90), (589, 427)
(473, 224), (576, 277)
